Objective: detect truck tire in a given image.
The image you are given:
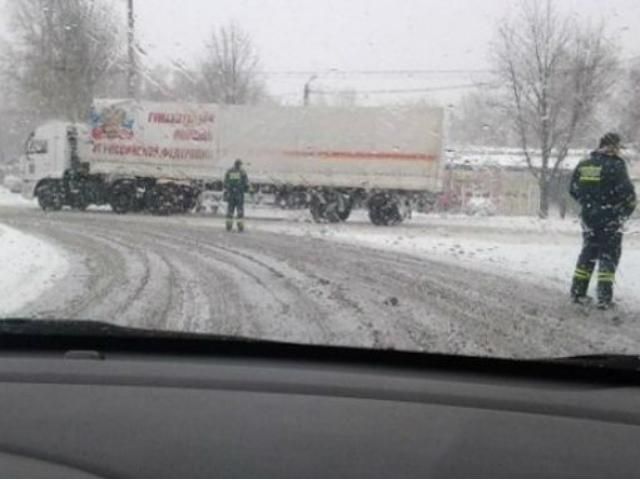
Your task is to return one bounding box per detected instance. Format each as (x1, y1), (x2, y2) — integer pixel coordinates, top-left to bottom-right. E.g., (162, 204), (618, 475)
(309, 195), (325, 222)
(69, 195), (89, 211)
(310, 193), (339, 223)
(275, 192), (289, 209)
(179, 185), (198, 213)
(337, 195), (353, 221)
(145, 184), (173, 215)
(35, 180), (64, 211)
(368, 193), (402, 226)
(310, 191), (352, 223)
(110, 180), (138, 214)
(290, 191), (309, 209)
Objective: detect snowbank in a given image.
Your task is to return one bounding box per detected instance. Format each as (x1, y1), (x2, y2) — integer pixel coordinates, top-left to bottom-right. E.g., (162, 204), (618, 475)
(0, 186), (37, 208)
(0, 223), (69, 315)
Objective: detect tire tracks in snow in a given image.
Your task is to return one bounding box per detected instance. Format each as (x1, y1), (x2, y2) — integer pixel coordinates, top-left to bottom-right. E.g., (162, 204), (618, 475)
(5, 207), (640, 357)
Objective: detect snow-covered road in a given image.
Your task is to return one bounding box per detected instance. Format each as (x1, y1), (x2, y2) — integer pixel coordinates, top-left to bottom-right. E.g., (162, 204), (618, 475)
(258, 212), (640, 311)
(2, 201), (640, 358)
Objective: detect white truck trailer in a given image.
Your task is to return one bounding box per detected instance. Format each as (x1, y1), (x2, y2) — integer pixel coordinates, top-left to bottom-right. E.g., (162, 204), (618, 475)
(22, 99), (444, 224)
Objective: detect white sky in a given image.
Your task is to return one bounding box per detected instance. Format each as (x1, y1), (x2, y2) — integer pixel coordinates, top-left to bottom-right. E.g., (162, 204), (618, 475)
(1, 0), (639, 105)
(131, 0), (640, 104)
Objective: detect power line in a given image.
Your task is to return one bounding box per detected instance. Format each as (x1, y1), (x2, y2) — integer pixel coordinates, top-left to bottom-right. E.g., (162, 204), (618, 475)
(312, 82), (501, 95)
(255, 68), (496, 77)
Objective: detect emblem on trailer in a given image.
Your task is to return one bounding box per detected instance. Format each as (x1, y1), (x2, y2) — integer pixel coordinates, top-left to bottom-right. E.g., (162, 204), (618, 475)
(90, 104), (135, 140)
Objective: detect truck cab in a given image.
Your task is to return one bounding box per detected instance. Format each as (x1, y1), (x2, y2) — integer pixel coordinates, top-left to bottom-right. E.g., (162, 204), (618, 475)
(21, 121), (101, 211)
(21, 121), (92, 197)
(20, 121), (75, 199)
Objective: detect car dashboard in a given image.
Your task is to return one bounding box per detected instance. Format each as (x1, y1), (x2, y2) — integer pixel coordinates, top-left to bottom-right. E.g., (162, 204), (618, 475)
(0, 326), (639, 477)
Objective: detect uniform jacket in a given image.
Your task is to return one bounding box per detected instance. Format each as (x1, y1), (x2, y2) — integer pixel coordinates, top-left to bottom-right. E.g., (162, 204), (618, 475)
(224, 167), (249, 199)
(569, 150), (636, 229)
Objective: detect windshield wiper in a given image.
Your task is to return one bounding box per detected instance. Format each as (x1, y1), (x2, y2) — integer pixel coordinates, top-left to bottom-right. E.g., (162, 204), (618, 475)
(0, 318), (255, 342)
(541, 354), (640, 372)
(3, 319), (640, 374)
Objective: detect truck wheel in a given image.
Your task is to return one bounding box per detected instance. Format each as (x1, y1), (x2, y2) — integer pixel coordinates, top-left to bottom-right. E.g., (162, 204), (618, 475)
(290, 191), (309, 210)
(309, 195), (326, 222)
(145, 184), (172, 215)
(276, 192), (289, 209)
(310, 193), (340, 223)
(368, 193), (402, 226)
(337, 195), (353, 221)
(36, 181), (63, 211)
(110, 180), (138, 214)
(179, 185), (198, 213)
(310, 191), (350, 223)
(69, 195), (89, 211)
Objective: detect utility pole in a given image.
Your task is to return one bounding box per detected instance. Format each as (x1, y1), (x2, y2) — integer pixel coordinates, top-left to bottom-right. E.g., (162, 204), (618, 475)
(303, 75), (317, 106)
(127, 0), (137, 98)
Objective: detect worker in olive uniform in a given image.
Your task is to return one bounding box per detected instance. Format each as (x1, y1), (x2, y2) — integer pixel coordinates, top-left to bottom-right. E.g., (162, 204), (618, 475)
(224, 159), (249, 232)
(569, 133), (637, 309)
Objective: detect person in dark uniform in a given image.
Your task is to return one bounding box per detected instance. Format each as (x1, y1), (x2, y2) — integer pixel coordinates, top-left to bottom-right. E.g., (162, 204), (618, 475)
(224, 159), (249, 232)
(569, 132), (636, 309)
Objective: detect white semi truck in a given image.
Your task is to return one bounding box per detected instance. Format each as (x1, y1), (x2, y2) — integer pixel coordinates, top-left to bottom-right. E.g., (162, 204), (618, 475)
(21, 99), (444, 225)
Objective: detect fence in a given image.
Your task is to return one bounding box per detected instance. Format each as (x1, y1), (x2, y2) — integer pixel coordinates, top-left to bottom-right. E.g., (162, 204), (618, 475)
(440, 165), (574, 216)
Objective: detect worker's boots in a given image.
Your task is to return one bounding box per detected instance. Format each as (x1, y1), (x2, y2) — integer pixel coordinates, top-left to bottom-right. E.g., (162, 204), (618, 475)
(225, 219), (233, 232)
(237, 220), (245, 233)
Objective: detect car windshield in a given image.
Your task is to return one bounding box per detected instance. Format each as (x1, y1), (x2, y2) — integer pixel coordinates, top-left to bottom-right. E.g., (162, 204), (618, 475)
(0, 0), (639, 359)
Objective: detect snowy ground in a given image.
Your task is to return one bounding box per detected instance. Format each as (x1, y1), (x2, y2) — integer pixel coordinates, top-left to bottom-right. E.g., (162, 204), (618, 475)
(2, 181), (638, 311)
(255, 211), (640, 310)
(9, 205), (639, 358)
(0, 222), (69, 315)
(2, 185), (640, 357)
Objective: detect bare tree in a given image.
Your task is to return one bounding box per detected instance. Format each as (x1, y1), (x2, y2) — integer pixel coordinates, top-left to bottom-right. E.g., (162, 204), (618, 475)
(1, 0), (126, 121)
(191, 22), (265, 104)
(618, 59), (640, 143)
(493, 0), (618, 217)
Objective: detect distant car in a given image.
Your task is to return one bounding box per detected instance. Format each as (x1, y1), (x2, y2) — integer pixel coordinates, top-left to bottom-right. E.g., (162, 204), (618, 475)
(464, 196), (497, 216)
(3, 175), (23, 194)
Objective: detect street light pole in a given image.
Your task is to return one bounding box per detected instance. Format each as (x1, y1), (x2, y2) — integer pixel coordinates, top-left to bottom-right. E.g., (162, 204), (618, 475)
(127, 0), (137, 98)
(303, 74), (318, 106)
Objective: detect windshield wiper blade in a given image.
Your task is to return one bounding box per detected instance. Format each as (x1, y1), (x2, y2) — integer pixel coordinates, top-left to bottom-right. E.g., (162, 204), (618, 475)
(3, 320), (640, 374)
(0, 318), (256, 342)
(542, 354), (640, 371)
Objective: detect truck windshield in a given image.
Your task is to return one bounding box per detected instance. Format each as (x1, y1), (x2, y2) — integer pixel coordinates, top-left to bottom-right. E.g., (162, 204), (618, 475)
(0, 0), (639, 359)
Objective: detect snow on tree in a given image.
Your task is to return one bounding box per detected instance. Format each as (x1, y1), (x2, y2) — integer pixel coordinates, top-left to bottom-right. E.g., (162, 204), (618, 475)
(493, 0), (618, 218)
(619, 58), (640, 144)
(1, 0), (126, 121)
(186, 22), (265, 105)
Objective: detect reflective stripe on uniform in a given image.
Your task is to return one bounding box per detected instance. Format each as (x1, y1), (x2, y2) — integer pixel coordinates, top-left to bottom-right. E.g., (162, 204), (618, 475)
(578, 165), (602, 183)
(597, 272), (615, 283)
(573, 267), (592, 280)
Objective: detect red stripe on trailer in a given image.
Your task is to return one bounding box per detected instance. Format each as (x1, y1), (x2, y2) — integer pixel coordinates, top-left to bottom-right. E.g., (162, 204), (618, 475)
(280, 150), (438, 162)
